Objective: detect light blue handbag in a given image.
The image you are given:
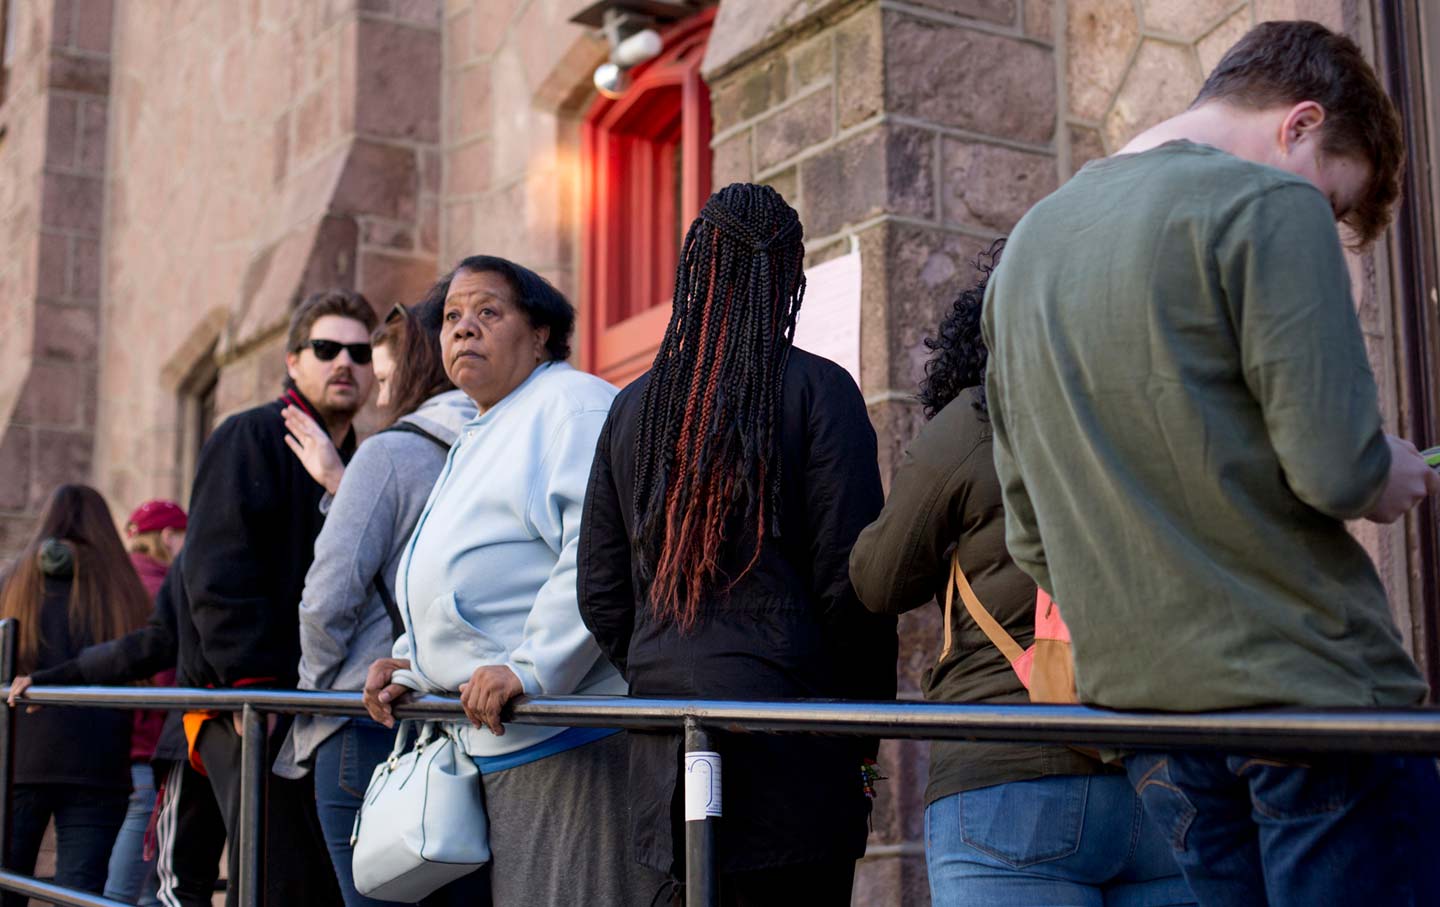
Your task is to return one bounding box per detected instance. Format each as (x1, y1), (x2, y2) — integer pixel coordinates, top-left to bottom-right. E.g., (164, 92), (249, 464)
(351, 720), (490, 901)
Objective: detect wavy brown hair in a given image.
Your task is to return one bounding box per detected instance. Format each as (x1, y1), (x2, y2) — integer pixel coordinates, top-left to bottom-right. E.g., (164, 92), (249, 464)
(0, 485), (152, 673)
(372, 278), (456, 426)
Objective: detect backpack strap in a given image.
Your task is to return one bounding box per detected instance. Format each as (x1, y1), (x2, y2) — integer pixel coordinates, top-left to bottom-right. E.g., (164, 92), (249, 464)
(369, 422), (450, 641)
(943, 550), (1026, 665)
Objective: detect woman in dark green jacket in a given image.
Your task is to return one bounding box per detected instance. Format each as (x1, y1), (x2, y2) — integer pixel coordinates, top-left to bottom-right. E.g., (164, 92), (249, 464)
(848, 243), (1192, 907)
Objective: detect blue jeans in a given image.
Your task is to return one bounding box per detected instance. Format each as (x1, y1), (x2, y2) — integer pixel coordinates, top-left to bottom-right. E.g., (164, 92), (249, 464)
(313, 718), (489, 907)
(926, 774), (1194, 906)
(105, 762), (160, 906)
(1127, 752), (1440, 907)
(3, 783), (129, 907)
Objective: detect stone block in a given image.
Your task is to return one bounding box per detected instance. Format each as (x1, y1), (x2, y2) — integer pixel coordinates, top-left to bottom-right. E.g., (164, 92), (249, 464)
(48, 49), (110, 94)
(801, 124), (934, 238)
(358, 251), (437, 309)
(361, 217), (416, 251)
(1067, 0), (1139, 122)
(1068, 123), (1106, 174)
(854, 850), (931, 907)
(33, 303), (98, 363)
(294, 84), (338, 163)
(41, 173), (104, 234)
(46, 97), (79, 170)
(447, 7), (472, 65)
(787, 33), (832, 97)
(274, 113), (290, 185)
(761, 166), (799, 211)
(445, 138), (492, 196)
(17, 361), (88, 428)
(885, 12), (1056, 146)
(835, 5), (883, 129)
(421, 148), (443, 195)
(1256, 0), (1344, 32)
(1103, 40), (1203, 151)
(472, 0), (522, 57)
(74, 0), (114, 53)
(1197, 8), (1253, 76)
(1024, 0), (1054, 41)
(1142, 0), (1237, 39)
(70, 236), (100, 300)
(418, 196), (440, 253)
(710, 56), (788, 134)
(903, 0), (1016, 25)
(712, 130), (753, 189)
(753, 87), (834, 173)
(333, 140), (420, 221)
(355, 19), (441, 142)
(77, 99), (108, 173)
(298, 215), (361, 298)
(0, 428), (32, 511)
(442, 199), (475, 263)
(448, 63), (493, 143)
(36, 232), (68, 301)
(940, 139), (1057, 232)
(879, 222), (995, 389)
(392, 0), (443, 26)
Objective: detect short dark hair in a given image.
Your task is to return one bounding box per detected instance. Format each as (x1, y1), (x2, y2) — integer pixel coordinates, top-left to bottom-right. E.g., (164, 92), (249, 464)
(372, 278), (455, 425)
(447, 256), (574, 361)
(287, 289), (379, 352)
(1193, 20), (1403, 246)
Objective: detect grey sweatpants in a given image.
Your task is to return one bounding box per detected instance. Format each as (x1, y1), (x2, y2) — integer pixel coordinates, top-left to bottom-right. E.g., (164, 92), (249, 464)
(482, 731), (661, 906)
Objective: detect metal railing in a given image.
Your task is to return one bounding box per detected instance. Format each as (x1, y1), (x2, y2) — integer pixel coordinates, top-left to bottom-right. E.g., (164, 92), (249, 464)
(4, 618), (1440, 906)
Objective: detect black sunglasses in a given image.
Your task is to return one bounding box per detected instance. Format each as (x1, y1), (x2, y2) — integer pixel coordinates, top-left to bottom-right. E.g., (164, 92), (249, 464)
(300, 339), (373, 364)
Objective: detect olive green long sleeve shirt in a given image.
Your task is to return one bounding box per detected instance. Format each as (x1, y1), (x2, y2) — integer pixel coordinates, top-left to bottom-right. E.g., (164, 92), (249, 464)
(982, 141), (1426, 711)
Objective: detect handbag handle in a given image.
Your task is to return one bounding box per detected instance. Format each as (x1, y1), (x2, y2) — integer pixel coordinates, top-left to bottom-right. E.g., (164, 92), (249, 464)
(943, 550), (1026, 666)
(384, 720), (438, 769)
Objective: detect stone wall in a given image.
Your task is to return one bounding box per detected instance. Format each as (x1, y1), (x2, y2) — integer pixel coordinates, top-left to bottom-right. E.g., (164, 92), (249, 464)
(0, 0), (114, 558)
(90, 0), (443, 519)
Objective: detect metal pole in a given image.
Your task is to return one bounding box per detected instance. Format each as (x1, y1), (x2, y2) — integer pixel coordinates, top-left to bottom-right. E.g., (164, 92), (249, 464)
(0, 619), (16, 874)
(238, 704), (265, 907)
(0, 868), (134, 906)
(683, 717), (719, 907)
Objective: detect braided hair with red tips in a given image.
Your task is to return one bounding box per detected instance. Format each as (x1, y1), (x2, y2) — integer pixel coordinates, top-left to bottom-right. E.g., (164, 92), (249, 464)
(632, 183), (807, 633)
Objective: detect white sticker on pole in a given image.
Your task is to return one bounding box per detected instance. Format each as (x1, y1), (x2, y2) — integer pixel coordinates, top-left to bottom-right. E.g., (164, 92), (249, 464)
(684, 750), (722, 821)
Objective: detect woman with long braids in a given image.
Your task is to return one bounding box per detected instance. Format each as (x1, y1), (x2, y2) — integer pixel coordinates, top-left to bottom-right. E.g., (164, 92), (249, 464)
(849, 244), (1193, 906)
(578, 182), (896, 904)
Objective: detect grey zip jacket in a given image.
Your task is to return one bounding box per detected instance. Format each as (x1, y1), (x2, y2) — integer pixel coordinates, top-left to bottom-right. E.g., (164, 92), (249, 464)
(275, 389), (477, 778)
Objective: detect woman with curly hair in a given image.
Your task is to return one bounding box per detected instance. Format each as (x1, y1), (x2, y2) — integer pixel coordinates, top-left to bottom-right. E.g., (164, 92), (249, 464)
(849, 242), (1193, 906)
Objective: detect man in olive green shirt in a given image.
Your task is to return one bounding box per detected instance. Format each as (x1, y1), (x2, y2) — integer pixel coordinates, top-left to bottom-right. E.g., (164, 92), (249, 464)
(984, 21), (1440, 906)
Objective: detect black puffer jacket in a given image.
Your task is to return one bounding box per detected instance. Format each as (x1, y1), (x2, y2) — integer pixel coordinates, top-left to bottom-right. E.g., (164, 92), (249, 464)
(177, 384), (354, 689)
(578, 350), (897, 874)
(14, 542), (132, 789)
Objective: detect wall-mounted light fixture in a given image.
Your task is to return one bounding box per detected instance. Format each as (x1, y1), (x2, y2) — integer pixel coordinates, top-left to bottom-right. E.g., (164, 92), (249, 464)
(570, 1), (700, 99)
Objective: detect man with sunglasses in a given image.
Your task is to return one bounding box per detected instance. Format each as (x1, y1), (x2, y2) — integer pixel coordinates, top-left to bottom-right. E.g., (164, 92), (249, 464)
(176, 289), (377, 907)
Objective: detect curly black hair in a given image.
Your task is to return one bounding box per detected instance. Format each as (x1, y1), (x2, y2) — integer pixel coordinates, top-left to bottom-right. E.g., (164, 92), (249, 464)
(917, 238), (1005, 420)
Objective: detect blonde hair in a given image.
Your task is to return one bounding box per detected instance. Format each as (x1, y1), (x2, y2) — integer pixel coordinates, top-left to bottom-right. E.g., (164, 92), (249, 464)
(127, 531), (173, 565)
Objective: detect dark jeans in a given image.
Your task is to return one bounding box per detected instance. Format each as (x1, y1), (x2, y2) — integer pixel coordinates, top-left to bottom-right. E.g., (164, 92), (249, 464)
(196, 715), (342, 907)
(1127, 751), (1440, 907)
(3, 783), (129, 907)
(312, 718), (489, 907)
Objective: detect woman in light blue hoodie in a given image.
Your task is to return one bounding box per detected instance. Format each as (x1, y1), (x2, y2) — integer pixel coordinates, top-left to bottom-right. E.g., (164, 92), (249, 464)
(363, 256), (645, 907)
(275, 281), (485, 907)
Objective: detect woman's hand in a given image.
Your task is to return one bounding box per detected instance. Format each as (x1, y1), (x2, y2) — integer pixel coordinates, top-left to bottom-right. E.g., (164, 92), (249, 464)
(363, 658), (413, 728)
(6, 675), (40, 713)
(459, 666), (524, 736)
(282, 405), (345, 495)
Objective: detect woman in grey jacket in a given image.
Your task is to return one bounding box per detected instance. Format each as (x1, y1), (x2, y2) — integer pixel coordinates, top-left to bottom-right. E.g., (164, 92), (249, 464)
(274, 281), (484, 907)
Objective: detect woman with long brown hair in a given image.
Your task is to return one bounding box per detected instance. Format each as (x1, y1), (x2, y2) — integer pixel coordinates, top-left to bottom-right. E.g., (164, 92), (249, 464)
(577, 183), (897, 904)
(0, 484), (150, 905)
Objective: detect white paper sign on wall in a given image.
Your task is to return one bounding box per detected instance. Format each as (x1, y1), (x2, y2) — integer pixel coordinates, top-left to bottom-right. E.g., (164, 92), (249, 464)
(794, 249), (862, 387)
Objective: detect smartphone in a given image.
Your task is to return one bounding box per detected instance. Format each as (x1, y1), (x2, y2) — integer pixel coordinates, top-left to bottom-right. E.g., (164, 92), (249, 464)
(1424, 446), (1440, 468)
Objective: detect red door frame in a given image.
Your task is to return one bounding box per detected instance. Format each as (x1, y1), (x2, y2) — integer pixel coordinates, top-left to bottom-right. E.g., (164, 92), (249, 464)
(581, 8), (715, 386)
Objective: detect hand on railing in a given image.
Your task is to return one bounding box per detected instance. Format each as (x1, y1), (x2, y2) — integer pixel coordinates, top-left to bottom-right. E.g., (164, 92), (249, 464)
(6, 676), (40, 713)
(459, 665), (524, 736)
(364, 657), (413, 728)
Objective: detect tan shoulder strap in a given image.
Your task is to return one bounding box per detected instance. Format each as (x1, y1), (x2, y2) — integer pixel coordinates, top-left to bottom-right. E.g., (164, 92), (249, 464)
(942, 550), (1026, 665)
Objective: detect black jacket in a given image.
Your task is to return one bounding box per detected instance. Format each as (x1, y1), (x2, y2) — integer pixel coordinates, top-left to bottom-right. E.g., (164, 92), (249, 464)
(578, 350), (897, 874)
(32, 553), (191, 764)
(177, 385), (354, 689)
(15, 568), (132, 789)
